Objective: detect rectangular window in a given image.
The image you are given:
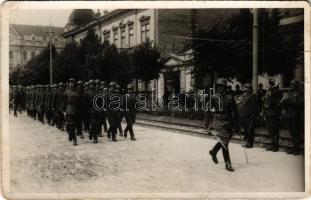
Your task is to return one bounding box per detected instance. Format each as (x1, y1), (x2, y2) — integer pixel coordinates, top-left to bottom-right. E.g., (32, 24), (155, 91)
(23, 51), (27, 61)
(113, 30), (118, 45)
(128, 26), (134, 47)
(141, 23), (150, 43)
(9, 51), (13, 59)
(104, 32), (110, 42)
(31, 51), (36, 59)
(120, 28), (126, 48)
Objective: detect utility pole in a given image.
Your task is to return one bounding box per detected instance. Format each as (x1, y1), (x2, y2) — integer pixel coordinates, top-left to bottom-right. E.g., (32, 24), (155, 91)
(252, 9), (259, 94)
(46, 23), (55, 85)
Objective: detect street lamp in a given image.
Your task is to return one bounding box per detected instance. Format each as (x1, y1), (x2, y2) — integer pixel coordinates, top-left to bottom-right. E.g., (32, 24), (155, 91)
(45, 24), (55, 85)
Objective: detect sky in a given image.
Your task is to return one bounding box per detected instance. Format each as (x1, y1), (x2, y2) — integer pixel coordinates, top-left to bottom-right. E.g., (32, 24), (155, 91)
(10, 9), (74, 28)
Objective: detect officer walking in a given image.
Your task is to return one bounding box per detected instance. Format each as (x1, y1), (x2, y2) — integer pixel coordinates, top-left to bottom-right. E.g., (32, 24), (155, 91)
(239, 83), (258, 148)
(279, 80), (304, 155)
(208, 78), (239, 172)
(262, 78), (283, 152)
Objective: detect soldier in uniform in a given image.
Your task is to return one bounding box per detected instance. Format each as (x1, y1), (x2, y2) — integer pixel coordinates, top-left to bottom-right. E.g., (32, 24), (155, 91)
(123, 85), (137, 140)
(239, 83), (258, 148)
(76, 80), (84, 139)
(101, 81), (108, 133)
(85, 79), (101, 143)
(262, 78), (283, 152)
(116, 84), (123, 137)
(95, 79), (104, 137)
(63, 78), (80, 145)
(208, 78), (239, 172)
(13, 85), (22, 117)
(106, 82), (118, 141)
(58, 82), (66, 131)
(35, 85), (42, 121)
(279, 80), (304, 155)
(83, 81), (90, 132)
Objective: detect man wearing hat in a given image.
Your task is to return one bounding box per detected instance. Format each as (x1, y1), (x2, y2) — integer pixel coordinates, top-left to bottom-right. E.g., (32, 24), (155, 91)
(238, 83), (258, 148)
(279, 79), (304, 155)
(76, 80), (85, 139)
(123, 85), (137, 140)
(208, 78), (239, 172)
(106, 82), (118, 141)
(115, 84), (123, 137)
(262, 77), (283, 152)
(100, 81), (108, 134)
(63, 78), (80, 145)
(85, 79), (101, 143)
(12, 85), (22, 117)
(83, 81), (90, 132)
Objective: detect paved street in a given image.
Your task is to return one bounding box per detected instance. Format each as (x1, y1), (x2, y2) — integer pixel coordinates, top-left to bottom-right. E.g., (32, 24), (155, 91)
(9, 113), (304, 193)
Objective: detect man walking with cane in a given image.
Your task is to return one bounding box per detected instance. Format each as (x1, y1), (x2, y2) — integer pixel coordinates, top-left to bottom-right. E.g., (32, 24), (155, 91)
(239, 83), (258, 148)
(208, 78), (239, 172)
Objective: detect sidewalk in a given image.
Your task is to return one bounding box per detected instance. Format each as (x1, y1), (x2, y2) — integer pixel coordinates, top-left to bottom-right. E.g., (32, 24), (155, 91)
(136, 113), (304, 150)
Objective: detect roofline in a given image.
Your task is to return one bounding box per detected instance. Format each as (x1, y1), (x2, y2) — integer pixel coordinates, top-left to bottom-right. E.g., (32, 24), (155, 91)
(62, 9), (143, 38)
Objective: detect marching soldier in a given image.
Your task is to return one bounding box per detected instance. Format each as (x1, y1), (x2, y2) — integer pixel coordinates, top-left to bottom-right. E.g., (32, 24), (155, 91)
(13, 85), (22, 117)
(63, 78), (80, 145)
(116, 84), (123, 137)
(208, 78), (239, 172)
(76, 80), (84, 139)
(262, 78), (283, 152)
(239, 83), (258, 148)
(85, 79), (101, 143)
(279, 80), (304, 155)
(123, 85), (137, 140)
(101, 81), (108, 133)
(58, 82), (66, 131)
(106, 82), (118, 142)
(83, 81), (90, 132)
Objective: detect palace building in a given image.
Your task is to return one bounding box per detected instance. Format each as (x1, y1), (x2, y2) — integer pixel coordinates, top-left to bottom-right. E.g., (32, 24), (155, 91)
(9, 24), (65, 70)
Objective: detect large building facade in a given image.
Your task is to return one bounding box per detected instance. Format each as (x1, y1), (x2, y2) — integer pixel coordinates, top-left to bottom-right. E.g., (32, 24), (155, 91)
(9, 24), (65, 71)
(62, 9), (304, 96)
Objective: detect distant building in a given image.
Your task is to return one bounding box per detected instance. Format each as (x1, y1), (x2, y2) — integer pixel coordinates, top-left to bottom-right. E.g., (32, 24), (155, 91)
(9, 24), (66, 70)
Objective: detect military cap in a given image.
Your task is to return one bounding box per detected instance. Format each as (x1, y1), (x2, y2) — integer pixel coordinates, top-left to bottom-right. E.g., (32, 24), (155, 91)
(69, 78), (75, 83)
(58, 82), (64, 86)
(77, 80), (83, 85)
(84, 81), (89, 86)
(109, 82), (117, 87)
(216, 78), (227, 86)
(243, 83), (252, 91)
(116, 84), (120, 89)
(100, 81), (106, 85)
(89, 79), (95, 84)
(95, 79), (100, 84)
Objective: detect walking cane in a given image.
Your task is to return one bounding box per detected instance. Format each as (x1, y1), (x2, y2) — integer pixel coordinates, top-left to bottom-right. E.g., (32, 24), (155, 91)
(238, 129), (249, 164)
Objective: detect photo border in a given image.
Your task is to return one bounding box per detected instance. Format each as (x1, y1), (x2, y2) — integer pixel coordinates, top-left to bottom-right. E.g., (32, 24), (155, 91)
(1, 1), (310, 199)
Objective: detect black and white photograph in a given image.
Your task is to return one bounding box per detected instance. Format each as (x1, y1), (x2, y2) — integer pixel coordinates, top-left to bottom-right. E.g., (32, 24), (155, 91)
(1, 1), (310, 199)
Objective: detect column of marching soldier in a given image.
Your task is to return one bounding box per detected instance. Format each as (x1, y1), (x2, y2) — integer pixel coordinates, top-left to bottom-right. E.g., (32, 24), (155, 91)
(9, 78), (137, 146)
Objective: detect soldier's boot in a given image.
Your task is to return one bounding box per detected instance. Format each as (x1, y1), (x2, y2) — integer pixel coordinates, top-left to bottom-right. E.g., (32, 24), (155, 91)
(225, 162), (234, 172)
(93, 134), (98, 144)
(129, 128), (135, 140)
(112, 130), (117, 142)
(98, 132), (103, 137)
(80, 133), (84, 140)
(124, 130), (127, 138)
(209, 150), (218, 164)
(107, 128), (111, 139)
(73, 139), (77, 146)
